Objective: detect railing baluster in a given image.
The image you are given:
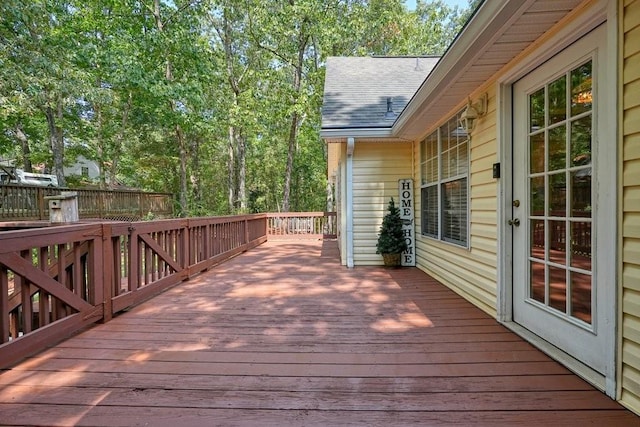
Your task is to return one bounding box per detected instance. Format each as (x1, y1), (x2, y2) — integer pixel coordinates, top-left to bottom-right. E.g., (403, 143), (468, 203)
(0, 266), (9, 343)
(38, 247), (49, 328)
(18, 250), (32, 335)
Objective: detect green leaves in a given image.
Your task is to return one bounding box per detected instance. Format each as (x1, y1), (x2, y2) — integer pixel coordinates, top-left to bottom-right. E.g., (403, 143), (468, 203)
(376, 197), (409, 255)
(1, 0), (468, 215)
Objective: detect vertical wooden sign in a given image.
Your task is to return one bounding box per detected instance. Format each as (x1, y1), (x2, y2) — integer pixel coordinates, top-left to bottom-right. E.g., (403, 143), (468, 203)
(399, 179), (415, 266)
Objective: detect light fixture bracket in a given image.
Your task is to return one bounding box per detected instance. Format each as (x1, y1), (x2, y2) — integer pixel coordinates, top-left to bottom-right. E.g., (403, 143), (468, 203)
(459, 93), (488, 134)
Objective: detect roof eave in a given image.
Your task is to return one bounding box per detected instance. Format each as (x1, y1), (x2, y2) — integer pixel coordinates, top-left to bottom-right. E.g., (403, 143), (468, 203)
(392, 0), (532, 139)
(320, 127), (396, 141)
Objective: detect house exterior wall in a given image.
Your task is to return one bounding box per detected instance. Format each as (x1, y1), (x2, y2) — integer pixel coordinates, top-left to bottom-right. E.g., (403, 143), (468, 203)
(63, 155), (101, 180)
(353, 141), (413, 265)
(324, 0), (640, 413)
(408, 0), (640, 410)
(327, 143), (341, 190)
(412, 89), (499, 317)
(621, 0), (640, 413)
(333, 143), (347, 266)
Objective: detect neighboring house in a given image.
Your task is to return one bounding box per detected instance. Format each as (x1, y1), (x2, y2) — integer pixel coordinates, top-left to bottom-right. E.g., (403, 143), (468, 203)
(63, 155), (101, 181)
(322, 0), (640, 415)
(1, 155), (102, 184)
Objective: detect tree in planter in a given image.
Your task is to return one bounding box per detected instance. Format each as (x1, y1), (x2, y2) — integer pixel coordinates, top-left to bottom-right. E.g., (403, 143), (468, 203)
(376, 197), (408, 267)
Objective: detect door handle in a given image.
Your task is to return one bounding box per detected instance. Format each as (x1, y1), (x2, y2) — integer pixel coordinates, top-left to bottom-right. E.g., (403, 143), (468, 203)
(508, 218), (521, 227)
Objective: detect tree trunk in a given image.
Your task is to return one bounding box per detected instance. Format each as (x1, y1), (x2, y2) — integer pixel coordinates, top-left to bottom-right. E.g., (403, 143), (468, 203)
(153, 0), (189, 215)
(111, 93), (132, 188)
(177, 124), (188, 216)
(216, 8), (248, 213)
(282, 111), (298, 212)
(237, 130), (246, 211)
(228, 125), (236, 211)
(95, 103), (106, 189)
(281, 25), (309, 212)
(190, 137), (201, 207)
(45, 99), (66, 187)
(15, 124), (33, 172)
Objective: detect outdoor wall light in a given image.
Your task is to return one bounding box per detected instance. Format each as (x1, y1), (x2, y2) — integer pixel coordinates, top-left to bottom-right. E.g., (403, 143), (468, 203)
(459, 93), (488, 133)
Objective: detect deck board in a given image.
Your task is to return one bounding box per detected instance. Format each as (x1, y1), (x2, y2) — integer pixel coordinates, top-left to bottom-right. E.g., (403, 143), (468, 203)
(0, 240), (638, 426)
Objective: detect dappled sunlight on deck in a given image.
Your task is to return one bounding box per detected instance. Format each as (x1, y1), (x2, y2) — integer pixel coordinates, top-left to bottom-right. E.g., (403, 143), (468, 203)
(0, 240), (637, 426)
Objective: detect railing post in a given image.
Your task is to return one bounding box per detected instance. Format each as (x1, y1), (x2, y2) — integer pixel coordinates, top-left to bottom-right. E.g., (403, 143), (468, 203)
(264, 215), (268, 239)
(128, 224), (139, 293)
(183, 219), (190, 272)
(245, 217), (250, 246)
(99, 191), (105, 219)
(101, 223), (114, 322)
(37, 187), (45, 220)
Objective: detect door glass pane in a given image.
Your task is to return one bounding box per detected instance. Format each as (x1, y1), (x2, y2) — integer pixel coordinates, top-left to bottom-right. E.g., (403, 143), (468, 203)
(549, 75), (567, 125)
(549, 220), (566, 265)
(571, 271), (592, 324)
(549, 125), (566, 171)
(571, 170), (591, 218)
(530, 219), (545, 260)
(549, 266), (567, 313)
(530, 261), (545, 303)
(530, 88), (545, 131)
(530, 132), (545, 174)
(571, 116), (591, 167)
(530, 176), (545, 216)
(548, 173), (566, 214)
(571, 222), (591, 270)
(571, 61), (592, 116)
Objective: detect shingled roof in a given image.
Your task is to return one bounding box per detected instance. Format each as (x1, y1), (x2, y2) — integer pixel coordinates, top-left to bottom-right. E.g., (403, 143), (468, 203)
(321, 56), (438, 130)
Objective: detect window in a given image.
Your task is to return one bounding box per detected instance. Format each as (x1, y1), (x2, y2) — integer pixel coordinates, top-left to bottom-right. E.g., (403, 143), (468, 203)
(420, 112), (469, 246)
(81, 167), (90, 177)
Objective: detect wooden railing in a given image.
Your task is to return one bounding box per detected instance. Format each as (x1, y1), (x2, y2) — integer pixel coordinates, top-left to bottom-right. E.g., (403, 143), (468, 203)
(0, 184), (173, 221)
(267, 212), (337, 239)
(0, 214), (267, 369)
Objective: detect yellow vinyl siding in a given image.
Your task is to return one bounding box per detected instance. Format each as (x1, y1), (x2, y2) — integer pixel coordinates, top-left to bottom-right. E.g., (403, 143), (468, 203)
(327, 143), (341, 181)
(622, 0), (640, 413)
(414, 90), (499, 317)
(327, 143), (343, 261)
(353, 141), (413, 265)
(335, 143), (347, 265)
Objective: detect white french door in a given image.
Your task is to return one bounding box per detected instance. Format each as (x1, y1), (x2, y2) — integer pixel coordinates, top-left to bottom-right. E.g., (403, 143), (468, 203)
(512, 25), (614, 375)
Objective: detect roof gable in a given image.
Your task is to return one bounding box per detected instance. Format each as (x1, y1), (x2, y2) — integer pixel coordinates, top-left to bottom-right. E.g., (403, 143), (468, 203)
(321, 56), (438, 130)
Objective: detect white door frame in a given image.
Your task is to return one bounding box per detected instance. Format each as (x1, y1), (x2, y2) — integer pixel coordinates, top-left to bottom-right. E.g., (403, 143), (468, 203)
(495, 0), (617, 397)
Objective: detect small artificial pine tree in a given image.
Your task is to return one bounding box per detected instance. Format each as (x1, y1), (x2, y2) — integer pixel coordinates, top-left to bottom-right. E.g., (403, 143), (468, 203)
(376, 197), (408, 255)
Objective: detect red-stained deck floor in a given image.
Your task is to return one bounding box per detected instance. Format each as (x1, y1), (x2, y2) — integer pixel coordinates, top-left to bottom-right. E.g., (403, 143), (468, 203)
(0, 240), (638, 426)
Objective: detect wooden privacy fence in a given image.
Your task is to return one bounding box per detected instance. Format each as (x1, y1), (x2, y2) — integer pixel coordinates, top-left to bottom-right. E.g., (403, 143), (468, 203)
(0, 214), (267, 369)
(267, 212), (337, 239)
(0, 184), (173, 221)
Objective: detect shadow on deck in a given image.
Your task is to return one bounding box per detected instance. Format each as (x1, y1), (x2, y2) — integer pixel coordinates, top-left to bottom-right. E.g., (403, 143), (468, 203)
(0, 240), (637, 426)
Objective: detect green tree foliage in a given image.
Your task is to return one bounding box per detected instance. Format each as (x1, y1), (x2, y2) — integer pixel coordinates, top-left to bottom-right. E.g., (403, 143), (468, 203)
(376, 198), (408, 255)
(0, 0), (470, 215)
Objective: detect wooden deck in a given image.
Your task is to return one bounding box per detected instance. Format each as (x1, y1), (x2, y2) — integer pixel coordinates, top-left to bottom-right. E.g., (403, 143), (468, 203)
(0, 240), (637, 426)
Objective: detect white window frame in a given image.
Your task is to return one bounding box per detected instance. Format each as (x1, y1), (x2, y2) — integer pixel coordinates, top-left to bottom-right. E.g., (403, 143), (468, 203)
(420, 110), (470, 248)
